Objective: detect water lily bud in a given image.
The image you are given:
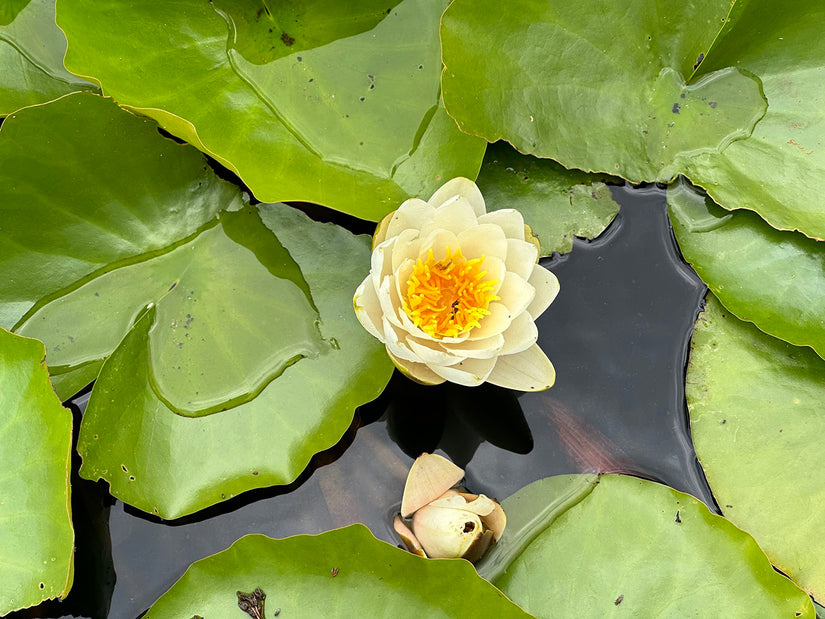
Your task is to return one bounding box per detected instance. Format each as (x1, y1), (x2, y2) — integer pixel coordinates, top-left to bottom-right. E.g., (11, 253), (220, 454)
(395, 453), (506, 562)
(412, 503), (484, 559)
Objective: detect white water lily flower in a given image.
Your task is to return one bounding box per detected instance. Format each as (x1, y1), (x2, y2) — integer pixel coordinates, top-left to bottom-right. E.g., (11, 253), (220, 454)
(353, 177), (559, 391)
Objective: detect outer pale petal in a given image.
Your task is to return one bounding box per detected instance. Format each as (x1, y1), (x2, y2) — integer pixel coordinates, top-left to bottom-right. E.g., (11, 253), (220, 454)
(429, 356), (497, 387)
(353, 277), (385, 342)
(526, 265), (560, 319)
(487, 344), (556, 392)
(444, 333), (504, 359)
(371, 238), (395, 292)
(496, 271), (536, 316)
(457, 224), (508, 261)
(479, 255), (506, 296)
(420, 196), (478, 237)
(383, 317), (419, 363)
(387, 350), (446, 386)
(377, 276), (403, 328)
(505, 239), (539, 281)
(384, 198), (436, 240)
(478, 209), (525, 241)
(427, 177), (486, 217)
(498, 312), (538, 355)
(406, 337), (465, 367)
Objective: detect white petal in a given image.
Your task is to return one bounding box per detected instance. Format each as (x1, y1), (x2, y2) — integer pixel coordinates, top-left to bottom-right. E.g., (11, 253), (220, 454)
(385, 198), (436, 239)
(479, 255), (506, 296)
(406, 337), (465, 367)
(353, 278), (385, 342)
(377, 275), (403, 328)
(457, 224), (508, 261)
(505, 238), (539, 281)
(526, 265), (560, 319)
(430, 356), (497, 387)
(427, 177), (486, 216)
(498, 312), (538, 355)
(487, 344), (556, 392)
(418, 229), (460, 261)
(496, 271), (536, 316)
(392, 228), (421, 272)
(388, 350), (446, 386)
(373, 211), (394, 248)
(447, 333), (505, 359)
(420, 196), (478, 237)
(383, 317), (420, 363)
(371, 238), (395, 292)
(478, 209), (525, 240)
(394, 258), (415, 310)
(468, 302), (512, 340)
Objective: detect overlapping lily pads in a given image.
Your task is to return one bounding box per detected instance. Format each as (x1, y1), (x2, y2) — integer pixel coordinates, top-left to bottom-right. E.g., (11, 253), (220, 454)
(0, 329), (74, 615)
(0, 92), (244, 400)
(56, 0), (485, 220)
(1, 92), (393, 518)
(144, 525), (528, 618)
(441, 0), (825, 240)
(0, 0), (93, 115)
(682, 0), (825, 239)
(476, 142), (620, 256)
(77, 203), (393, 518)
(687, 294), (825, 601)
(441, 0), (766, 184)
(476, 474), (813, 617)
(669, 178), (825, 360)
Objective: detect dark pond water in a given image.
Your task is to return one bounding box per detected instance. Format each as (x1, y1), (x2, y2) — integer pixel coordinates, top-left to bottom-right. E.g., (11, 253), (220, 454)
(13, 184), (713, 619)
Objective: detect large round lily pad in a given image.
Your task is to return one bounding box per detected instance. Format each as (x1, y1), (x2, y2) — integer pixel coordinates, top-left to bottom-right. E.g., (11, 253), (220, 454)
(0, 329), (74, 615)
(144, 525), (529, 618)
(441, 0), (766, 184)
(687, 294), (825, 601)
(77, 203), (393, 519)
(0, 0), (93, 115)
(668, 178), (825, 360)
(477, 474), (813, 617)
(57, 0), (485, 220)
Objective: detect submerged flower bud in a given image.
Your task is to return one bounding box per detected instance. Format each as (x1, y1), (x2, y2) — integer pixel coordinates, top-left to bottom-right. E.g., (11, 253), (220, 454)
(354, 177), (559, 391)
(393, 453), (505, 562)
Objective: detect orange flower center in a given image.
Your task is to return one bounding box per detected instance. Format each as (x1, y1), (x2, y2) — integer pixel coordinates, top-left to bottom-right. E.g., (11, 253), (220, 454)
(404, 248), (499, 339)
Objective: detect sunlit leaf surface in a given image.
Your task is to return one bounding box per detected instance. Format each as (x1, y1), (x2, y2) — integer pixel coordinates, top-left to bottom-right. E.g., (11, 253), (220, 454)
(441, 0), (766, 184)
(477, 142), (620, 256)
(477, 474), (813, 617)
(688, 294), (825, 601)
(57, 0), (485, 221)
(669, 178), (825, 360)
(144, 526), (529, 618)
(0, 0), (93, 115)
(77, 203), (393, 518)
(0, 329), (73, 615)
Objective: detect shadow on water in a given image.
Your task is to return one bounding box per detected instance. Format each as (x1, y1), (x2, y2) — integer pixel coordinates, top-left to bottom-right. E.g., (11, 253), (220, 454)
(16, 183), (715, 618)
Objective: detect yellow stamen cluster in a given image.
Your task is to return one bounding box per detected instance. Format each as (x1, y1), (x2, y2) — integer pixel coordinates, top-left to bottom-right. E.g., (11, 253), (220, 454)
(404, 248), (499, 339)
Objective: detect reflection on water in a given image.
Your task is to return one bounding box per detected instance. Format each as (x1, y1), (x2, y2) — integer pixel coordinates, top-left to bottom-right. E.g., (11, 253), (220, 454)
(12, 184), (713, 619)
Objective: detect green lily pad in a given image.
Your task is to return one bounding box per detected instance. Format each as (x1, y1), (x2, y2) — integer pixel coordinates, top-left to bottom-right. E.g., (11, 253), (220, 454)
(57, 0), (485, 221)
(477, 474), (813, 617)
(144, 525), (529, 618)
(0, 329), (74, 615)
(688, 294), (825, 601)
(682, 0), (825, 239)
(668, 178), (825, 360)
(0, 92), (244, 400)
(476, 142), (620, 256)
(441, 0), (766, 184)
(77, 203), (393, 518)
(0, 0), (93, 115)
